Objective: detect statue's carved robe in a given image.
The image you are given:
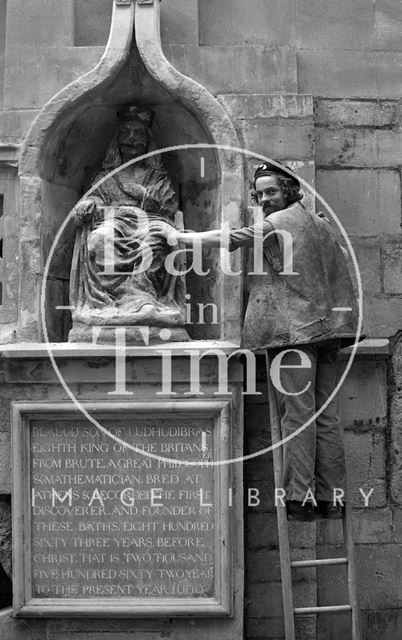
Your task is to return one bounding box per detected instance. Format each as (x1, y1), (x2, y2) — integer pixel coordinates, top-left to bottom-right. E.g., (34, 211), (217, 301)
(70, 162), (186, 326)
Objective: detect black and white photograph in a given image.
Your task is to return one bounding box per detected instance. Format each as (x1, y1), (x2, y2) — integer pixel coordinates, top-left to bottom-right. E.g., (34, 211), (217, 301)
(0, 1), (400, 639)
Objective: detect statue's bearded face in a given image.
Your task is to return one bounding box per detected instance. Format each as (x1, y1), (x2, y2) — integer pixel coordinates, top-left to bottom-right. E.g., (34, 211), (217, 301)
(118, 120), (149, 162)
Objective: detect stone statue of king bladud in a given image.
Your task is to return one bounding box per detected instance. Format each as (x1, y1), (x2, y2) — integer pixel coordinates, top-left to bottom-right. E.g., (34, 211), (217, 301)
(68, 105), (189, 343)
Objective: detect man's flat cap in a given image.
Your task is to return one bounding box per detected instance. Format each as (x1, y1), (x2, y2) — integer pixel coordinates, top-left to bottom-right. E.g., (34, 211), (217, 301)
(253, 161), (300, 190)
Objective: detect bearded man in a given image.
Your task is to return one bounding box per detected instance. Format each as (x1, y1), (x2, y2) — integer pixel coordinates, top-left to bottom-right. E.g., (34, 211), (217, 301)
(158, 161), (360, 521)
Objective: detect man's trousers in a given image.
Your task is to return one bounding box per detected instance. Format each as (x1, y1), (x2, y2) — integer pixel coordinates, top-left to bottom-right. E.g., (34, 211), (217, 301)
(267, 340), (346, 502)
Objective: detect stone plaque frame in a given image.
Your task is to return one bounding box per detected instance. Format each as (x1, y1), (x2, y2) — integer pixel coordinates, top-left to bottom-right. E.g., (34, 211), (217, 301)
(12, 401), (232, 617)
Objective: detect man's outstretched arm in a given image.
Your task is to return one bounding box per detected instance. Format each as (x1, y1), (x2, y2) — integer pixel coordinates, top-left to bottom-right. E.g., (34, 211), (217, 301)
(171, 229), (223, 247)
(162, 221), (275, 250)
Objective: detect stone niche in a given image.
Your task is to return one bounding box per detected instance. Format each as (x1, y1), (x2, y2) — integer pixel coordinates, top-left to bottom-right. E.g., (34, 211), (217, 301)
(18, 0), (243, 345)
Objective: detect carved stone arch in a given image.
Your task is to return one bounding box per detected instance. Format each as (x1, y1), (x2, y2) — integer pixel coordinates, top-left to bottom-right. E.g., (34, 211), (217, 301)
(18, 0), (243, 343)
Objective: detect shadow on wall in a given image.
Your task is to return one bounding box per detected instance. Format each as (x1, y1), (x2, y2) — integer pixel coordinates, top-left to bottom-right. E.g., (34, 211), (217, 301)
(0, 495), (11, 609)
(0, 564), (11, 609)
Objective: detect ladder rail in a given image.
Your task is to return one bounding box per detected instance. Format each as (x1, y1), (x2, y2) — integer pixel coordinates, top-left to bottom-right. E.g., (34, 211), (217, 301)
(295, 604), (352, 615)
(264, 352), (362, 640)
(291, 557), (347, 568)
(265, 352), (296, 640)
(343, 493), (362, 638)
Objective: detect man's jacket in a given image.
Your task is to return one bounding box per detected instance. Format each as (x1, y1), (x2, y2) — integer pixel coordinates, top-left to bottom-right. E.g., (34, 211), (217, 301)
(229, 201), (361, 351)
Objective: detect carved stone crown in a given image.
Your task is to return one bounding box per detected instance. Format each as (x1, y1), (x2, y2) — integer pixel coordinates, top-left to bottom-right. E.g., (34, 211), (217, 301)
(117, 105), (155, 127)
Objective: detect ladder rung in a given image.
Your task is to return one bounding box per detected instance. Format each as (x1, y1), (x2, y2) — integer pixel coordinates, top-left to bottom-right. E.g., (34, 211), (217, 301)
(294, 604), (352, 615)
(291, 557), (348, 568)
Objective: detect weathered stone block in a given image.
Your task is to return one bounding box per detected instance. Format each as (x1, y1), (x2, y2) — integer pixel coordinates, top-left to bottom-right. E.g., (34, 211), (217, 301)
(4, 46), (103, 110)
(314, 98), (402, 128)
(5, 0), (74, 47)
(349, 238), (382, 295)
(247, 512), (279, 549)
(318, 508), (393, 546)
(19, 239), (41, 322)
(294, 615), (317, 640)
(247, 582), (283, 617)
(292, 578), (317, 610)
(317, 612), (353, 639)
(0, 170), (19, 324)
(391, 508), (402, 543)
(390, 393), (402, 504)
(244, 403), (270, 432)
(247, 550), (315, 592)
(0, 431), (10, 493)
(41, 181), (77, 279)
(316, 169), (401, 237)
(356, 544), (402, 608)
(199, 0), (295, 46)
(19, 175), (42, 237)
(245, 407), (271, 452)
(0, 109), (39, 143)
(296, 0), (374, 50)
(74, 0), (112, 46)
(391, 337), (402, 391)
(47, 616), (243, 639)
(363, 610), (402, 640)
(44, 278), (70, 343)
(316, 517), (344, 546)
(246, 616), (284, 639)
(299, 50), (402, 98)
(384, 241), (402, 294)
(247, 549), (282, 583)
(0, 610), (47, 640)
(374, 0), (402, 51)
(353, 509), (394, 544)
(220, 94), (313, 121)
(345, 431), (386, 507)
(316, 128), (402, 168)
(338, 358), (387, 427)
(161, 0), (198, 45)
(289, 548), (317, 582)
(287, 521), (317, 550)
(363, 297), (402, 337)
(316, 546), (349, 608)
(246, 512), (316, 552)
(239, 122), (314, 161)
(164, 45), (297, 94)
(245, 458), (273, 487)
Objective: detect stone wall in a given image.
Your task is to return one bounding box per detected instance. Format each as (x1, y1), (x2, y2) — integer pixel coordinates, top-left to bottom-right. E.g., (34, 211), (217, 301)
(315, 98), (402, 339)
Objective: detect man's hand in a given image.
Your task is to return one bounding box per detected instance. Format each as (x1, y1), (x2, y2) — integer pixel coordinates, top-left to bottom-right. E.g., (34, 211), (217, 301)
(73, 199), (97, 226)
(151, 221), (180, 245)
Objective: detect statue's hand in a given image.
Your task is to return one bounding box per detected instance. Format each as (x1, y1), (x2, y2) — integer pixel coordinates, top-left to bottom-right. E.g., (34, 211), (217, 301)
(73, 199), (97, 226)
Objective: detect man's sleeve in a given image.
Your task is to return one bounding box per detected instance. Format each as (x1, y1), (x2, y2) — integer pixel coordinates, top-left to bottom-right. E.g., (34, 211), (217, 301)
(229, 219), (276, 252)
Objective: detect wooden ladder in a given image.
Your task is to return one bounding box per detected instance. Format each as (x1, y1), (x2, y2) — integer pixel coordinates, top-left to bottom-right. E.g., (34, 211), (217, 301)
(265, 353), (362, 640)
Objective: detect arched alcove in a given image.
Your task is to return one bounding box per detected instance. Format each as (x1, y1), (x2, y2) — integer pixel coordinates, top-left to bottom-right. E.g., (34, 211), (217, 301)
(18, 0), (243, 343)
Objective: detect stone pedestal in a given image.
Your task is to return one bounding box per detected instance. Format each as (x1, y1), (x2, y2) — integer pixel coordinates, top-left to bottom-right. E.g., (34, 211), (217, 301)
(2, 343), (244, 640)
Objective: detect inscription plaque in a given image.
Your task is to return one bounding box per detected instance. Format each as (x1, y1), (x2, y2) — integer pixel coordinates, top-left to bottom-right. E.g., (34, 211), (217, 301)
(12, 402), (231, 617)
